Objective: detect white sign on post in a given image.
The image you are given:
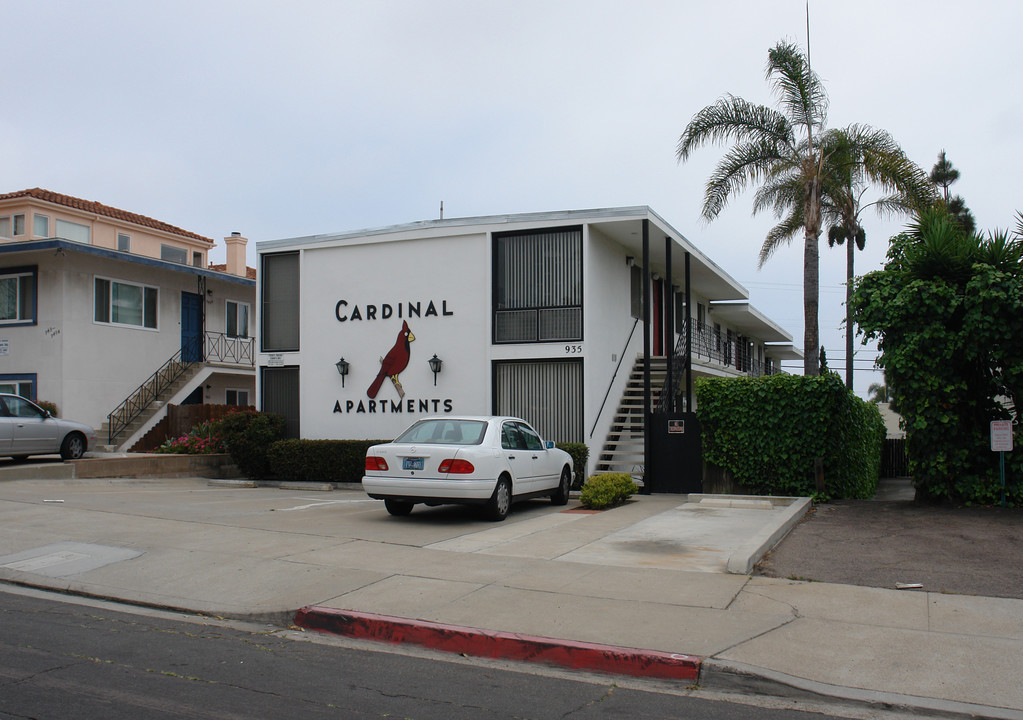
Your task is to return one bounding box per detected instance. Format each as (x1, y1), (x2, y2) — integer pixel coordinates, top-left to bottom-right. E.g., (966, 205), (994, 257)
(991, 420), (1014, 452)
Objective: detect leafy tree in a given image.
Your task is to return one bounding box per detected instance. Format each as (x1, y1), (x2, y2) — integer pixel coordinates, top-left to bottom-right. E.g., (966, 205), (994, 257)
(929, 150), (976, 234)
(677, 42), (932, 376)
(850, 208), (1023, 504)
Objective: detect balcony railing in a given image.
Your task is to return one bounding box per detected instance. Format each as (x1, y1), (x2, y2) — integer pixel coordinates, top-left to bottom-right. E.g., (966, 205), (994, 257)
(106, 331), (255, 444)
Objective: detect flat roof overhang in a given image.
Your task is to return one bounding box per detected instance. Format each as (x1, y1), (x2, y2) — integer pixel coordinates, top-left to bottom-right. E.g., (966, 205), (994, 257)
(764, 343), (805, 361)
(708, 301), (793, 343)
(259, 206), (750, 302)
(0, 239), (254, 287)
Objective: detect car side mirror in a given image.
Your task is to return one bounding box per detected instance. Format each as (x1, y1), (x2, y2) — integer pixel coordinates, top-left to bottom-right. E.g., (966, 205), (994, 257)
(545, 441), (554, 449)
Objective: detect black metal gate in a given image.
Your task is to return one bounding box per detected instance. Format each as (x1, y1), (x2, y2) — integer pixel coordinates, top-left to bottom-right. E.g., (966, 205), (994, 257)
(881, 438), (909, 478)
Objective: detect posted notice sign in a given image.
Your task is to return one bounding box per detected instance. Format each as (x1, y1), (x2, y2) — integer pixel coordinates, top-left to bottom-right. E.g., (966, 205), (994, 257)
(991, 420), (1014, 452)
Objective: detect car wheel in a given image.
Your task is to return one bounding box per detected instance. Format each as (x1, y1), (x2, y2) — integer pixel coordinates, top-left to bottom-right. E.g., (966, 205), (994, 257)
(384, 499), (414, 516)
(60, 433), (86, 461)
(485, 477), (512, 521)
(551, 466), (571, 506)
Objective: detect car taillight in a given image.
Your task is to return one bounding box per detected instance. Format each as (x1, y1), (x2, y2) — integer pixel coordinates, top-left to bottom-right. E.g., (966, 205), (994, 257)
(439, 459), (475, 474)
(365, 456), (388, 472)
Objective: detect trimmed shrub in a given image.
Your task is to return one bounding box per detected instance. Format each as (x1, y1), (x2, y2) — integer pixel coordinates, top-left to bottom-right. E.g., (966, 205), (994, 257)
(696, 373), (885, 499)
(555, 442), (589, 489)
(268, 439), (387, 483)
(218, 410), (286, 479)
(580, 472), (638, 509)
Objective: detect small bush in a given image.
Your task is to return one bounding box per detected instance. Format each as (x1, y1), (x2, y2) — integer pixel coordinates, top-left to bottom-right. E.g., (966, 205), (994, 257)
(580, 472), (638, 510)
(155, 419), (227, 454)
(218, 410), (286, 479)
(268, 439), (386, 483)
(555, 442), (589, 488)
(37, 400), (58, 416)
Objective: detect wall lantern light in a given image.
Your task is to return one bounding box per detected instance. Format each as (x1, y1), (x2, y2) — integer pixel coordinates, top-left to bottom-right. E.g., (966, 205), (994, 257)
(428, 354), (443, 385)
(335, 357), (350, 388)
(625, 256), (635, 267)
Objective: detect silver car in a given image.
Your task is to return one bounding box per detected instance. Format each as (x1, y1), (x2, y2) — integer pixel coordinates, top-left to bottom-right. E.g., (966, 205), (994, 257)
(0, 394), (96, 461)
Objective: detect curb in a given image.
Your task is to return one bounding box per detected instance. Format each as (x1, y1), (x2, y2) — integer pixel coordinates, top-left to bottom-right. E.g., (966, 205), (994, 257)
(294, 606), (701, 682)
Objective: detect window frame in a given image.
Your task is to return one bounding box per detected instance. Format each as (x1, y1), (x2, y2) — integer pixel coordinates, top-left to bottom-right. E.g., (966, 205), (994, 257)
(226, 299), (250, 339)
(225, 388), (250, 406)
(117, 233), (131, 252)
(160, 244), (188, 264)
(33, 214), (49, 238)
(0, 373), (37, 401)
(94, 275), (159, 330)
(55, 218), (90, 244)
(492, 226), (583, 344)
(12, 214), (25, 237)
(0, 266), (38, 326)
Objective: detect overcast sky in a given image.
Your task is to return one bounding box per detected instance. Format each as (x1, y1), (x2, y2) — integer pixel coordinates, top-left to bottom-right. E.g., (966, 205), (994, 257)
(5, 0), (1021, 395)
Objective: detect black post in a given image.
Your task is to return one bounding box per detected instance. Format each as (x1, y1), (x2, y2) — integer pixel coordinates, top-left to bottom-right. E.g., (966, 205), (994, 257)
(664, 235), (674, 413)
(685, 251), (692, 413)
(642, 220), (651, 494)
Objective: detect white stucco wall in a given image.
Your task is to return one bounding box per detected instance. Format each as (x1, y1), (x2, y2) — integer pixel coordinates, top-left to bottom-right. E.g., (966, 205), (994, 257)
(294, 231), (491, 441)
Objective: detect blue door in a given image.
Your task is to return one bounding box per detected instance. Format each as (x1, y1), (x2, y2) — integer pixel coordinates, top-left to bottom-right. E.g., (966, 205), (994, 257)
(181, 292), (203, 362)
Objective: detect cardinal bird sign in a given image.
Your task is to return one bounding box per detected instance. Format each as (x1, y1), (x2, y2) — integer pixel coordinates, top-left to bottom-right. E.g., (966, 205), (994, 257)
(367, 321), (415, 399)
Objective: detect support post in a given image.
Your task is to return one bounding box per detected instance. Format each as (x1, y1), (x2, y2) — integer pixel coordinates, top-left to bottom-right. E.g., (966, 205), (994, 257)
(642, 220), (651, 494)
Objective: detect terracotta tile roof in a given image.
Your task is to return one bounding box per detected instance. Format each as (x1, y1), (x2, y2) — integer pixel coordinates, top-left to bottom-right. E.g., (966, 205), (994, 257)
(0, 188), (214, 245)
(207, 262), (257, 279)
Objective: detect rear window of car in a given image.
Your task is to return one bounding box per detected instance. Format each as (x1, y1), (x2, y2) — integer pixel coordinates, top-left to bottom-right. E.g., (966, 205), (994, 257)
(394, 419), (488, 445)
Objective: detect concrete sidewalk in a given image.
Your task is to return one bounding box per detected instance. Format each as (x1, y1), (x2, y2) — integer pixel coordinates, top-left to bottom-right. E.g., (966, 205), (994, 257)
(0, 473), (1020, 719)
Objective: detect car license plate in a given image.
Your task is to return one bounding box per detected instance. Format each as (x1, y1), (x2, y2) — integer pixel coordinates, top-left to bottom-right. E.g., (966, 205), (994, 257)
(402, 457), (424, 471)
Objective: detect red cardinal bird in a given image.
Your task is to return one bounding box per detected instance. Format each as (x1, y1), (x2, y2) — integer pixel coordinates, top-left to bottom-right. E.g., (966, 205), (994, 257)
(367, 321), (415, 398)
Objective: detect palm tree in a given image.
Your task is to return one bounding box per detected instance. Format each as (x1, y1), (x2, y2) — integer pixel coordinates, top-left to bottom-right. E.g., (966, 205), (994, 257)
(817, 128), (935, 389)
(677, 41), (933, 377)
(677, 41), (833, 375)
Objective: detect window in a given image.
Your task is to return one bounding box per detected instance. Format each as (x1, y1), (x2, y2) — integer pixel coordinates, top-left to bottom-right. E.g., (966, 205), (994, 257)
(12, 215), (25, 236)
(161, 244), (188, 264)
(493, 228), (582, 343)
(261, 252), (299, 351)
(0, 268), (37, 324)
(56, 219), (90, 244)
(225, 389), (249, 406)
(630, 264), (642, 319)
(0, 217), (8, 238)
(0, 374), (36, 400)
(226, 300), (249, 338)
(117, 233), (130, 252)
(192, 251), (202, 268)
(261, 366), (299, 437)
(493, 359), (583, 443)
(33, 215), (49, 238)
(94, 277), (158, 329)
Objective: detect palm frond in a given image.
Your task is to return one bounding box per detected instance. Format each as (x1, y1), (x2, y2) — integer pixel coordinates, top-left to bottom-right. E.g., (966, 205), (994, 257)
(758, 210), (804, 268)
(701, 138), (787, 220)
(676, 95), (793, 162)
(766, 41), (828, 138)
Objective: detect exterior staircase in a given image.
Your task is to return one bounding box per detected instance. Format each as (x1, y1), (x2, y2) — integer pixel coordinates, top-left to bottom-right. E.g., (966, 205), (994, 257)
(595, 356), (668, 480)
(98, 362), (205, 451)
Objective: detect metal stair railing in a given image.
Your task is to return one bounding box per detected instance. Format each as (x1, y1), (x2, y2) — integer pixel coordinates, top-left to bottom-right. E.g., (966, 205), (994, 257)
(106, 334), (204, 445)
(657, 317), (689, 412)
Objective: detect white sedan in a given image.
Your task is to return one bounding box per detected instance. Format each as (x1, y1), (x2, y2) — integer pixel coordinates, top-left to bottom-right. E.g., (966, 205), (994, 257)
(363, 416), (573, 521)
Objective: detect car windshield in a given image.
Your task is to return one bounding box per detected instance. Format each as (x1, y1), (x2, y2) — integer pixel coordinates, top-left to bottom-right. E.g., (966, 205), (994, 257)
(394, 419), (488, 445)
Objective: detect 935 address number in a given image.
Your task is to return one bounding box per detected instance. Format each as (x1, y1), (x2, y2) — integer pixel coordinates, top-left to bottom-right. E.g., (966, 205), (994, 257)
(564, 344), (583, 354)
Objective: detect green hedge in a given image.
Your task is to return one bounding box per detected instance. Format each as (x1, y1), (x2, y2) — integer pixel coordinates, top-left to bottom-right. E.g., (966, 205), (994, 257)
(555, 442), (589, 489)
(696, 373), (884, 499)
(267, 439), (388, 483)
(219, 410), (286, 479)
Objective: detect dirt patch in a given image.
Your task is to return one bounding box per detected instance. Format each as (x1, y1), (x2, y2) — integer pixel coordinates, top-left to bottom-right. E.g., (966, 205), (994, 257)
(754, 499), (1023, 599)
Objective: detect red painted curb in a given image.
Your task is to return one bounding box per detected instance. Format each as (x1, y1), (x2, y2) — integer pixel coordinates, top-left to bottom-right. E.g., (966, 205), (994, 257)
(294, 606), (700, 682)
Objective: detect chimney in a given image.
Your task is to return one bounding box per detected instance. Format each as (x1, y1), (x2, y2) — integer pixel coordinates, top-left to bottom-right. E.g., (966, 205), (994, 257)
(225, 232), (248, 278)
